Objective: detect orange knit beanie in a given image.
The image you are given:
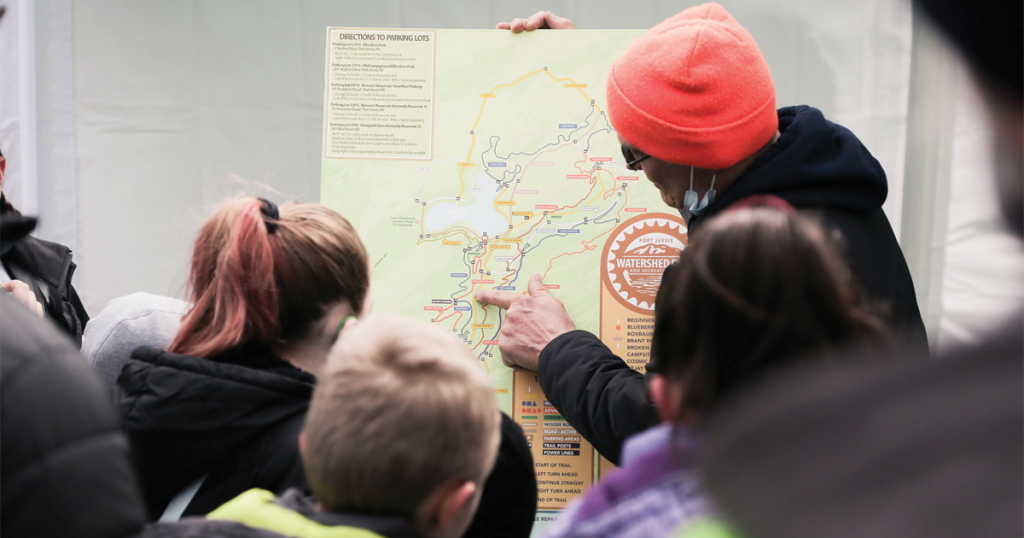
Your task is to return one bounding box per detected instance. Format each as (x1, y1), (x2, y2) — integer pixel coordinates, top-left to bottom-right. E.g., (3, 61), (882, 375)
(606, 3), (777, 169)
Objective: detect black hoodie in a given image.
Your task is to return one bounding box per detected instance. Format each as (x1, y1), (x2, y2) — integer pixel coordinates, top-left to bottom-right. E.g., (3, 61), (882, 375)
(537, 106), (927, 464)
(690, 106), (925, 346)
(117, 345), (314, 520)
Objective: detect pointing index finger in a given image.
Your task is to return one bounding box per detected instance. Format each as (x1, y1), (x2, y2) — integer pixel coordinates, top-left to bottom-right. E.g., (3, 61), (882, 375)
(527, 274), (552, 297)
(475, 288), (520, 310)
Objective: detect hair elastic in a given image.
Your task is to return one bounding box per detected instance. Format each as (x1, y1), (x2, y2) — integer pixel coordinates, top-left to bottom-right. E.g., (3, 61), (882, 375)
(335, 315), (358, 339)
(258, 198), (279, 233)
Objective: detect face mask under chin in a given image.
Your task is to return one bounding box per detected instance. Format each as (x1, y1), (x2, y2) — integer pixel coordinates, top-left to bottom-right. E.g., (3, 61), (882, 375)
(678, 167), (716, 224)
(679, 206), (693, 225)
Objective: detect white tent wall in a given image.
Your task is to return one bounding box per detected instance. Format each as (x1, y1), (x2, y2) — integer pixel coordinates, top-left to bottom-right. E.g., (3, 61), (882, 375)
(936, 59), (1024, 349)
(0, 0), (1020, 353)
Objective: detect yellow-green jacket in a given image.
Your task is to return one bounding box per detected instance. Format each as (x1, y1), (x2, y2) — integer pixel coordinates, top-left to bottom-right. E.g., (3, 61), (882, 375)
(207, 488), (423, 538)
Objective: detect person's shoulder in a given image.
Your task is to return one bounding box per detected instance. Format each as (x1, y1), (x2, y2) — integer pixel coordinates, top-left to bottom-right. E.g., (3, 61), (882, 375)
(101, 292), (190, 316)
(82, 292), (189, 372)
(1, 292), (85, 383)
(2, 232), (73, 286)
(1, 293), (150, 537)
(699, 315), (1023, 537)
(704, 327), (1020, 455)
(148, 518), (291, 538)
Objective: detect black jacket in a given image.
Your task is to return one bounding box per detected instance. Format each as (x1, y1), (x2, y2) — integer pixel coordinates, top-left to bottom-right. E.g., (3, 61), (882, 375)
(118, 346), (538, 537)
(117, 345), (314, 520)
(699, 314), (1023, 538)
(1, 292), (148, 538)
(0, 211), (89, 347)
(465, 414), (537, 538)
(538, 106), (926, 464)
(689, 105), (925, 346)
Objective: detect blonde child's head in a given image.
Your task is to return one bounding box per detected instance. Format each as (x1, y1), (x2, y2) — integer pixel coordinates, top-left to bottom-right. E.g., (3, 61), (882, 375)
(301, 314), (501, 538)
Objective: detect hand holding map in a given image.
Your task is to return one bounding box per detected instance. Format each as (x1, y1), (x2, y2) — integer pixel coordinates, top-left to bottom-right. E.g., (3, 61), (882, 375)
(496, 11), (576, 33)
(475, 274), (576, 371)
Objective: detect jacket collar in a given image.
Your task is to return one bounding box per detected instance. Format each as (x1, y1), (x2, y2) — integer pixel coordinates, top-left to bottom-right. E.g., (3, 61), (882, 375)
(275, 489), (424, 538)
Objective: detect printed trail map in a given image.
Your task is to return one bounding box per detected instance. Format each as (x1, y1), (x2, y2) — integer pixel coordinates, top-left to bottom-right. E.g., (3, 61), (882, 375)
(321, 28), (673, 531)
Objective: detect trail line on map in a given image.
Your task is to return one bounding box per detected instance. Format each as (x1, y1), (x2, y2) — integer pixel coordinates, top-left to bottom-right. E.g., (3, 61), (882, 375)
(545, 71), (602, 111)
(456, 68), (605, 198)
(411, 62), (640, 362)
(491, 118), (606, 229)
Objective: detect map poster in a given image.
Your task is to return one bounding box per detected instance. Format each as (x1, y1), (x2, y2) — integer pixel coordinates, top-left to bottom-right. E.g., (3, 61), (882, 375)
(320, 27), (675, 531)
(599, 213), (688, 376)
(324, 28), (436, 159)
(596, 213), (688, 478)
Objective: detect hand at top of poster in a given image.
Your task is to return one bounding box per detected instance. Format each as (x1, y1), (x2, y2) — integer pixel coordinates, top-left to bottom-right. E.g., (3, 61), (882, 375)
(496, 11), (576, 33)
(475, 274), (576, 370)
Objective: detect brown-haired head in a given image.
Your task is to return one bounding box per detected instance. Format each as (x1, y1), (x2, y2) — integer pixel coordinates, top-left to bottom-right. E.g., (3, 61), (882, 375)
(169, 197), (369, 359)
(302, 314), (500, 527)
(652, 207), (885, 422)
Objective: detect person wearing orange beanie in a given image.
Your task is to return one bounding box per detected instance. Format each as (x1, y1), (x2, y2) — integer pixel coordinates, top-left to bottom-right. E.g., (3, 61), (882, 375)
(481, 3), (925, 465)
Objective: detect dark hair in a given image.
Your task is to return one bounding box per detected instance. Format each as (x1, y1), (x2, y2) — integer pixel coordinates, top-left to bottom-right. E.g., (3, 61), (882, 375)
(914, 0), (1022, 100)
(169, 197), (369, 359)
(0, 146), (17, 216)
(652, 207), (884, 420)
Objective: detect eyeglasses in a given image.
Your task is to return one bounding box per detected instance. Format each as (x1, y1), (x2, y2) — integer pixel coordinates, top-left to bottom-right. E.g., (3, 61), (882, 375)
(621, 145), (651, 171)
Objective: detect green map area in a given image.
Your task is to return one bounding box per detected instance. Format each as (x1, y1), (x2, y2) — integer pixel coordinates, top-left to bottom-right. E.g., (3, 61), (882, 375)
(322, 29), (664, 413)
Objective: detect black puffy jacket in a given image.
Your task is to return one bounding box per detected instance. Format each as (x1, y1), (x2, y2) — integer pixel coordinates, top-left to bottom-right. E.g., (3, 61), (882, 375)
(117, 345), (539, 536)
(538, 106), (927, 464)
(0, 210), (89, 347)
(1, 292), (148, 538)
(117, 345), (314, 520)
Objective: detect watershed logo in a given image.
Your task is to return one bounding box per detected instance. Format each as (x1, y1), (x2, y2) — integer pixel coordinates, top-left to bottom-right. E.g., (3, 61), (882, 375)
(601, 214), (687, 314)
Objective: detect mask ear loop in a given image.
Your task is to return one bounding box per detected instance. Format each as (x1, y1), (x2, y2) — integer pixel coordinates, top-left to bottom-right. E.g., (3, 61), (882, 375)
(690, 167), (695, 191)
(709, 174), (716, 191)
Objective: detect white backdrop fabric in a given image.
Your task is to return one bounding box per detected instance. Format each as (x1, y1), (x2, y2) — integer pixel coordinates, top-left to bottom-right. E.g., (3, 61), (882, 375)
(1, 0), (1021, 353)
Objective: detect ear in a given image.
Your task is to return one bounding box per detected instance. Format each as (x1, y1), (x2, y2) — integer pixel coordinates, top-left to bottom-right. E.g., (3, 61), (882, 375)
(298, 431), (308, 463)
(649, 375), (676, 423)
(1, 155), (6, 188)
(419, 480), (477, 534)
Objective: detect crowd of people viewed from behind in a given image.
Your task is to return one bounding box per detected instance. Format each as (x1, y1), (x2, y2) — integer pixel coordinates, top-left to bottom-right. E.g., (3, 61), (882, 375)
(0, 0), (1019, 537)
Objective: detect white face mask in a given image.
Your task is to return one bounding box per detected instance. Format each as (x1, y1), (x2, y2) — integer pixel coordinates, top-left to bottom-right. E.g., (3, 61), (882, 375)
(682, 167), (717, 216)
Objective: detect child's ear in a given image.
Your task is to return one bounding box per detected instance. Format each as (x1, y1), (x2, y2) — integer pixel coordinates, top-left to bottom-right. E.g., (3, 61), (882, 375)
(298, 432), (308, 462)
(438, 481), (477, 531)
(419, 480), (477, 534)
(649, 375), (675, 422)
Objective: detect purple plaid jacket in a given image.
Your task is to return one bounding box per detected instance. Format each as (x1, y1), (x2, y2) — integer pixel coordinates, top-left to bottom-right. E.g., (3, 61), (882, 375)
(541, 424), (713, 538)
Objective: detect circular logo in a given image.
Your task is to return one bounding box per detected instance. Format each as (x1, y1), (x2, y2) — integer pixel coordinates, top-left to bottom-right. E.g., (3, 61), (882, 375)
(601, 213), (688, 314)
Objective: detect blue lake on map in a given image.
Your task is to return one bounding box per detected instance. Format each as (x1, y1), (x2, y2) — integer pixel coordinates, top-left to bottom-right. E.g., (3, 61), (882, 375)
(423, 172), (511, 237)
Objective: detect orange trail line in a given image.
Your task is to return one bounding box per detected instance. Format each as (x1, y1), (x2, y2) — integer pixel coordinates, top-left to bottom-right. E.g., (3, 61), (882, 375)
(436, 310), (460, 323)
(583, 227), (614, 247)
(472, 307), (492, 350)
(500, 267), (518, 285)
(541, 243), (599, 280)
(510, 175), (601, 242)
(500, 119), (604, 236)
(450, 311), (464, 331)
(455, 288), (475, 302)
(509, 121), (597, 209)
